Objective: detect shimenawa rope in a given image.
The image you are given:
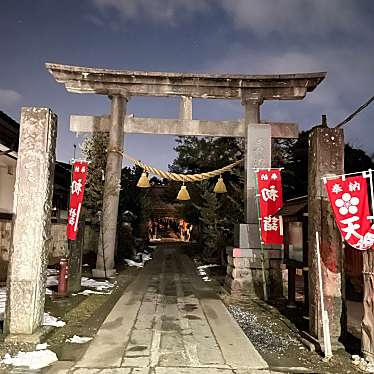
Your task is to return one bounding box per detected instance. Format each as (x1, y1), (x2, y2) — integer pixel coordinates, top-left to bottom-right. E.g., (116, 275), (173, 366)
(124, 154), (243, 182)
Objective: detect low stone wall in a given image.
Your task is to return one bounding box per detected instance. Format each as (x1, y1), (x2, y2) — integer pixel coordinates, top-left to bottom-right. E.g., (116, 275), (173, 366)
(84, 224), (99, 254)
(0, 218), (99, 275)
(0, 219), (12, 262)
(0, 218), (12, 283)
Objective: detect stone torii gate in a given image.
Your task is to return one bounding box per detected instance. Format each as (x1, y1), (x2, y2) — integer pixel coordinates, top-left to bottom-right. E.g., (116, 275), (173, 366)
(6, 63), (324, 338)
(46, 63), (324, 281)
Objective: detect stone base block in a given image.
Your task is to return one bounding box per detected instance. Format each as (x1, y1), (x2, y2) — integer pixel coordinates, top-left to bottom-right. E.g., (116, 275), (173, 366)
(225, 270), (269, 299)
(225, 245), (283, 299)
(92, 268), (116, 278)
(5, 326), (53, 344)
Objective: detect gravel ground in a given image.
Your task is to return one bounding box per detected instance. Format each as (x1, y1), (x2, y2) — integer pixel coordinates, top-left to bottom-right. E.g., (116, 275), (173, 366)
(225, 298), (364, 373)
(195, 261), (364, 374)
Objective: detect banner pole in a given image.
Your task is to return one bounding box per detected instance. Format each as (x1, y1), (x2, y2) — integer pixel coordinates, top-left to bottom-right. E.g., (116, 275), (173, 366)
(368, 169), (374, 219)
(321, 169), (370, 181)
(316, 231), (333, 358)
(67, 160), (74, 248)
(254, 171), (268, 301)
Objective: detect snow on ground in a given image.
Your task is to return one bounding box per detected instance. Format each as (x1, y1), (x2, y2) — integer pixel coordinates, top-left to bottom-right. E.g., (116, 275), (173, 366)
(80, 277), (116, 291)
(0, 287), (5, 320)
(197, 264), (220, 269)
(124, 259), (144, 268)
(0, 270), (117, 321)
(1, 349), (58, 370)
(66, 335), (92, 344)
(46, 275), (58, 287)
(43, 312), (65, 327)
(196, 264), (219, 282)
(76, 289), (108, 296)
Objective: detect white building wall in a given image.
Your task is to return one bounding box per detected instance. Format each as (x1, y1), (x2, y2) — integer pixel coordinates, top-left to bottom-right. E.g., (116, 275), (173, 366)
(0, 156), (17, 213)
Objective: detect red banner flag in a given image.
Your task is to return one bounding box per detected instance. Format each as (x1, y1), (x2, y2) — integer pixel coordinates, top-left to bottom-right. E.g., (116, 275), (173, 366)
(67, 161), (88, 241)
(325, 174), (374, 250)
(256, 169), (283, 245)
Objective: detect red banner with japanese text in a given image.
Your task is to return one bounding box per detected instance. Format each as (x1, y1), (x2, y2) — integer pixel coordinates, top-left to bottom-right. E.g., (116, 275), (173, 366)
(325, 174), (374, 250)
(256, 169), (283, 244)
(67, 161), (88, 241)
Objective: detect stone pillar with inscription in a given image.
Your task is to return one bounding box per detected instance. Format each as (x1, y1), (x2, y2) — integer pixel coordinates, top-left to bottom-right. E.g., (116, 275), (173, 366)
(93, 94), (127, 278)
(5, 107), (57, 338)
(225, 99), (275, 298)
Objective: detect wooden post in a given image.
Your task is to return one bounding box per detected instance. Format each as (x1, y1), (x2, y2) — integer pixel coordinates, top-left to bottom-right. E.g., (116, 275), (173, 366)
(302, 217), (309, 310)
(68, 208), (86, 293)
(287, 267), (297, 308)
(308, 119), (345, 350)
(362, 250), (374, 363)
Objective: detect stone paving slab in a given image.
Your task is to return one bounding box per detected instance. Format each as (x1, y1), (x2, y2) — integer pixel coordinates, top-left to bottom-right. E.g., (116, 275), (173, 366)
(66, 247), (268, 373)
(75, 272), (149, 368)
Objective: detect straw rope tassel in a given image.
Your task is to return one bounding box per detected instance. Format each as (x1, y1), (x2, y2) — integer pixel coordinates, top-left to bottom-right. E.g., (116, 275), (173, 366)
(214, 175), (227, 193)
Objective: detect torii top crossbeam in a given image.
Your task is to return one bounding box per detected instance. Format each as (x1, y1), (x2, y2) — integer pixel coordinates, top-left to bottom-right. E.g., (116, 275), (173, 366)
(46, 63), (325, 101)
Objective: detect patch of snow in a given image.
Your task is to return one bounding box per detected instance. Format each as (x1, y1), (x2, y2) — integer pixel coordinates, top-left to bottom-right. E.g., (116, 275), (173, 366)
(78, 289), (108, 296)
(46, 275), (58, 287)
(66, 335), (93, 344)
(47, 268), (59, 275)
(0, 287), (6, 320)
(197, 264), (220, 269)
(143, 254), (152, 262)
(1, 350), (58, 370)
(81, 277), (115, 290)
(124, 259), (144, 268)
(36, 343), (48, 351)
(43, 312), (65, 327)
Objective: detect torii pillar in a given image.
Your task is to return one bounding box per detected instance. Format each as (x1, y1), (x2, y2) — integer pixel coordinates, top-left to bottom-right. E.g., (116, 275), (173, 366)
(225, 97), (276, 298)
(93, 93), (128, 278)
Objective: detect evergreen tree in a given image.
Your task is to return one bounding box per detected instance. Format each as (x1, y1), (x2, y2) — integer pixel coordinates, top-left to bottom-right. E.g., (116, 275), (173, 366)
(344, 143), (374, 173)
(272, 132), (309, 199)
(194, 186), (226, 262)
(118, 165), (151, 237)
(81, 132), (109, 221)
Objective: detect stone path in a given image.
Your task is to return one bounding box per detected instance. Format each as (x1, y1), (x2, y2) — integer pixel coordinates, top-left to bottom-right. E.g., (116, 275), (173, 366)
(53, 247), (268, 373)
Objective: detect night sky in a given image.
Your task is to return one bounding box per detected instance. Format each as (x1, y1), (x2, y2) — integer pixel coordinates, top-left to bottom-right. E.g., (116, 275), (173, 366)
(1, 0), (373, 169)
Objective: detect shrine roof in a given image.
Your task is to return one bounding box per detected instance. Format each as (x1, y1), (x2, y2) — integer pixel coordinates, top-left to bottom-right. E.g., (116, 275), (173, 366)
(46, 63), (326, 100)
(278, 196), (308, 217)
